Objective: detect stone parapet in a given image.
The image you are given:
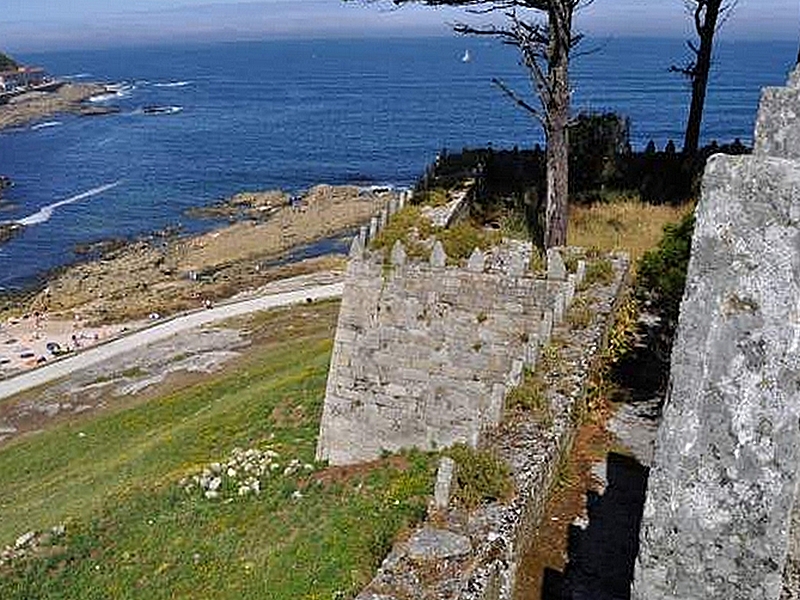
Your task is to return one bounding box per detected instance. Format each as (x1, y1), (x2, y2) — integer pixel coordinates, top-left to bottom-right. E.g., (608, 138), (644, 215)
(316, 241), (582, 466)
(354, 253), (629, 600)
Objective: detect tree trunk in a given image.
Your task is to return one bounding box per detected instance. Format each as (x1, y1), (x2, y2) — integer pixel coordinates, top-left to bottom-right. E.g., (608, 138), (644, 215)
(545, 78), (569, 247)
(544, 3), (571, 248)
(683, 1), (722, 156)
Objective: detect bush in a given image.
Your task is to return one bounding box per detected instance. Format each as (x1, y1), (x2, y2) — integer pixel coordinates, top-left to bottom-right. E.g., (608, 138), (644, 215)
(438, 222), (500, 262)
(637, 210), (695, 327)
(506, 367), (552, 425)
(0, 52), (18, 71)
(445, 444), (514, 509)
(369, 205), (433, 259)
(580, 258), (615, 289)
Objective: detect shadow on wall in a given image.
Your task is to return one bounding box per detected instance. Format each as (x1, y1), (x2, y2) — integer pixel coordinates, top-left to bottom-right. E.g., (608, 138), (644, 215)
(541, 453), (649, 600)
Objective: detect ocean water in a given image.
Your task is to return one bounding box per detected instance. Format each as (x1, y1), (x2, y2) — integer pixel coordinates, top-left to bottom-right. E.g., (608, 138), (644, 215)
(0, 36), (794, 289)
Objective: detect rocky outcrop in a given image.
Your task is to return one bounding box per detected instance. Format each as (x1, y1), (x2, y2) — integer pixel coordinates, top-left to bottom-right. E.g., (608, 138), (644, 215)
(633, 66), (800, 600)
(0, 222), (22, 244)
(0, 83), (109, 130)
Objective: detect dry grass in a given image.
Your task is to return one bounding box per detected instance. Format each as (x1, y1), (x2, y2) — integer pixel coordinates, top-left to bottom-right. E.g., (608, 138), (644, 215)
(568, 200), (694, 266)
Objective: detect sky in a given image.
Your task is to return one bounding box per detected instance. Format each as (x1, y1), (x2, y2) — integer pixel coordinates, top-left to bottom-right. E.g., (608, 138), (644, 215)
(1, 0), (798, 52)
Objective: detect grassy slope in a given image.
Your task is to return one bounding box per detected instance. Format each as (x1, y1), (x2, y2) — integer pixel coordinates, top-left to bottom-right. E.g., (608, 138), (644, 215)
(0, 302), (434, 599)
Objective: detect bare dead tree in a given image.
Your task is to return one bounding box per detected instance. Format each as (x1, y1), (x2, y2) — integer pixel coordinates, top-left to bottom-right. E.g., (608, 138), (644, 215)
(672, 0), (736, 156)
(387, 0), (583, 248)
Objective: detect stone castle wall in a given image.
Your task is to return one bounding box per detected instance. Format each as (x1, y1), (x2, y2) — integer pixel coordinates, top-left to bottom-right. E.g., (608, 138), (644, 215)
(316, 231), (582, 465)
(353, 250), (630, 600)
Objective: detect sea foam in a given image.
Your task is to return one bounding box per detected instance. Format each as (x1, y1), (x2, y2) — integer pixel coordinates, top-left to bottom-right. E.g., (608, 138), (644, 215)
(16, 181), (122, 227)
(154, 81), (192, 88)
(31, 121), (62, 131)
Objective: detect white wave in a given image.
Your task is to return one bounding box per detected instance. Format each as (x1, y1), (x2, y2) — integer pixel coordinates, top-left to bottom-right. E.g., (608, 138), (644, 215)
(16, 181), (122, 227)
(89, 83), (135, 103)
(106, 82), (135, 93)
(154, 81), (191, 88)
(31, 121), (62, 131)
(64, 73), (91, 80)
(88, 93), (118, 104)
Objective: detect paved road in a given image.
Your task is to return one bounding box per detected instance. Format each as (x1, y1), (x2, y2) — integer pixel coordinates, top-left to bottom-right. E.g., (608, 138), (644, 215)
(0, 282), (344, 401)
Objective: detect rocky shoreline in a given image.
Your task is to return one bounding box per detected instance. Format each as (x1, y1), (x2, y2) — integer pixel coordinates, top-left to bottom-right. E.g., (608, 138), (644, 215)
(0, 184), (396, 325)
(0, 82), (117, 130)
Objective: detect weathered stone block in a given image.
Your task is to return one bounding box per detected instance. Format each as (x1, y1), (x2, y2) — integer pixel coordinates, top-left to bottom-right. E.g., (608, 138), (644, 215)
(407, 528), (471, 560)
(349, 235), (364, 260)
(430, 240), (447, 268)
(633, 154), (800, 600)
(576, 259), (586, 287)
(369, 216), (379, 241)
(552, 292), (565, 325)
(547, 247), (567, 281)
(565, 273), (576, 308)
(467, 247), (486, 272)
(433, 456), (456, 511)
(390, 240), (407, 267)
(540, 310), (553, 344)
(755, 86), (800, 159)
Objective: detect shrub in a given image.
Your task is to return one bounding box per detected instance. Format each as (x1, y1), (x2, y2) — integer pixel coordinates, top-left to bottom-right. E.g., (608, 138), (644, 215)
(566, 297), (593, 329)
(637, 210), (695, 327)
(369, 206), (433, 259)
(438, 222), (500, 262)
(581, 258), (615, 289)
(445, 444), (514, 509)
(417, 188), (450, 207)
(506, 367), (552, 425)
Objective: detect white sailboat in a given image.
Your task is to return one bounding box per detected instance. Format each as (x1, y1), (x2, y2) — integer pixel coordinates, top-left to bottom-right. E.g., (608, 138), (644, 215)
(462, 49), (471, 63)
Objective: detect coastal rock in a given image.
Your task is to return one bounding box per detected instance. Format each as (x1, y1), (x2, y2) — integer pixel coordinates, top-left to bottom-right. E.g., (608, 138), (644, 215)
(78, 105), (121, 117)
(0, 222), (23, 244)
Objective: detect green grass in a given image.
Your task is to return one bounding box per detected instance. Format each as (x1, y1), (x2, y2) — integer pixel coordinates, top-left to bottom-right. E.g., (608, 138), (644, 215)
(505, 367), (552, 426)
(580, 259), (615, 289)
(0, 303), (435, 599)
(444, 444), (514, 510)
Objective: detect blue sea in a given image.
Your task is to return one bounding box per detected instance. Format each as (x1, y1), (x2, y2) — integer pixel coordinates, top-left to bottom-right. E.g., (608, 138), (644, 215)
(0, 36), (795, 290)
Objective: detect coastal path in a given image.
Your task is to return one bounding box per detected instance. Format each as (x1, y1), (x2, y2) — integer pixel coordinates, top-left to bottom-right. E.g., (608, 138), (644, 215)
(0, 281), (344, 402)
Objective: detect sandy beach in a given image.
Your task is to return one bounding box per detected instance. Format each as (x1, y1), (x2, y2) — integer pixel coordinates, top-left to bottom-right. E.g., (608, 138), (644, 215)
(0, 313), (125, 376)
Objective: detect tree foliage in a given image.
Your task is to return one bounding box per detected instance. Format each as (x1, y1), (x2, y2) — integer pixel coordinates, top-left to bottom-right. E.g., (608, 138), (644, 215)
(0, 52), (18, 72)
(637, 211), (696, 330)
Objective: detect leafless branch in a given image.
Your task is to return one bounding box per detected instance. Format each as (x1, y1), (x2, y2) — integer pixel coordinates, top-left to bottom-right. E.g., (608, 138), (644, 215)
(717, 0), (738, 31)
(491, 77), (545, 124)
